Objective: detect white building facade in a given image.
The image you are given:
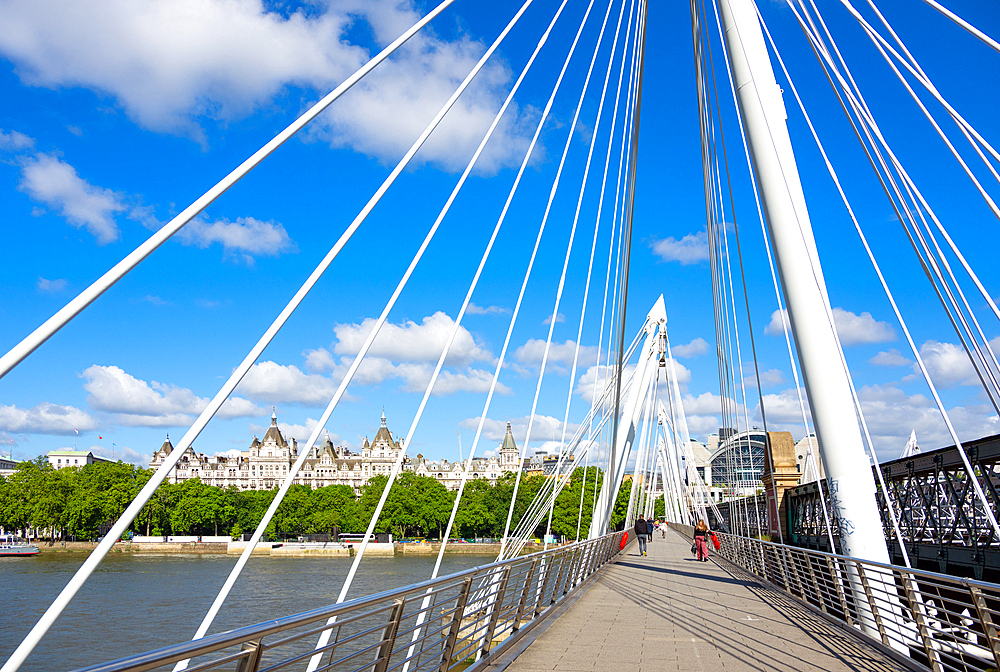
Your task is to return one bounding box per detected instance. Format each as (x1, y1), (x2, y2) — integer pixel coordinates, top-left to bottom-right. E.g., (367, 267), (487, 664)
(150, 412), (521, 493)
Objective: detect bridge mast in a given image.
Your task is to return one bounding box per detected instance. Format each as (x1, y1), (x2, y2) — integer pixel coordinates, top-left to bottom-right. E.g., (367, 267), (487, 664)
(712, 0), (887, 564)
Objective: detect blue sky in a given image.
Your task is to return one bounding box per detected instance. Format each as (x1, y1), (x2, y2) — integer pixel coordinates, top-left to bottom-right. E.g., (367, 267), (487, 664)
(0, 0), (997, 467)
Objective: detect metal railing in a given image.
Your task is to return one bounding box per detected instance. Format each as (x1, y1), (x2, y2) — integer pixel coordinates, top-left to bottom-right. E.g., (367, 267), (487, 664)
(71, 530), (628, 672)
(676, 524), (1000, 672)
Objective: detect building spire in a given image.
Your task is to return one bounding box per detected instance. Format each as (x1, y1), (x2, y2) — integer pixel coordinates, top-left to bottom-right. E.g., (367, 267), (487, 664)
(271, 406), (277, 425)
(381, 407), (387, 427)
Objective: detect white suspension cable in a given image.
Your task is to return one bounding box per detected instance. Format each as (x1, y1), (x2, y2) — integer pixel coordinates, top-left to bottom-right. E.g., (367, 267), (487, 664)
(919, 0), (1000, 54)
(0, 0), (457, 384)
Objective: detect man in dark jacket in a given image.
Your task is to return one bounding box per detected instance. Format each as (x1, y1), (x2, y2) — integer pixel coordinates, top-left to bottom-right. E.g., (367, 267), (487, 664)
(635, 516), (649, 556)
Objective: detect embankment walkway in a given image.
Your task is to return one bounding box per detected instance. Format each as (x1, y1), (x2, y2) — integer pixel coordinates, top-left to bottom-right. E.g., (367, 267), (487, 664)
(500, 528), (910, 672)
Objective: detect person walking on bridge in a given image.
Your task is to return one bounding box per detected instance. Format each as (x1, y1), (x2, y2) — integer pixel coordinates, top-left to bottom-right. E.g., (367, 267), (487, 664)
(635, 515), (649, 556)
(694, 520), (710, 561)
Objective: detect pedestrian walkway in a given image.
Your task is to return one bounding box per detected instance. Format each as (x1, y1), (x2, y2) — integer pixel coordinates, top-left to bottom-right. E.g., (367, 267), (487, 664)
(500, 528), (911, 671)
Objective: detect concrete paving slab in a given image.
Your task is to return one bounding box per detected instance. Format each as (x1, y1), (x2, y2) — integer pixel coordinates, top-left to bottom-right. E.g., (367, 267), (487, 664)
(500, 528), (913, 672)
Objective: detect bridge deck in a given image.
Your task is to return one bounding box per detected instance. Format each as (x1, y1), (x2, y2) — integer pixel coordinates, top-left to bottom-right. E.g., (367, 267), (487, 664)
(500, 529), (911, 672)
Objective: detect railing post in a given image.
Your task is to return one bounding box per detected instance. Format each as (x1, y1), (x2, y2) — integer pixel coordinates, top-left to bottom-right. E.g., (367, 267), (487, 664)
(805, 554), (828, 614)
(784, 547), (805, 598)
(479, 567), (511, 659)
(550, 551), (570, 602)
(373, 599), (405, 672)
(439, 577), (473, 672)
(534, 558), (555, 617)
(826, 556), (853, 627)
(901, 570), (943, 672)
(513, 559), (538, 631)
(855, 564), (889, 648)
(969, 584), (1000, 667)
(565, 546), (583, 592)
(233, 639), (264, 672)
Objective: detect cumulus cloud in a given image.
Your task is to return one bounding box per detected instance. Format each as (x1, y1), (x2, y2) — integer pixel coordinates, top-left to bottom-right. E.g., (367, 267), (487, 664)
(0, 0), (535, 169)
(466, 303), (510, 315)
(459, 414), (580, 445)
(743, 368), (785, 390)
(916, 340), (979, 388)
(871, 348), (911, 367)
(19, 153), (125, 244)
(648, 229), (709, 265)
(303, 347), (338, 373)
(177, 216), (297, 262)
(333, 312), (491, 366)
(764, 307), (895, 346)
(81, 364), (263, 426)
(0, 402), (98, 435)
(0, 128), (34, 152)
(236, 361), (340, 407)
(514, 339), (600, 375)
(671, 337), (708, 358)
(37, 276), (67, 292)
(541, 313), (565, 326)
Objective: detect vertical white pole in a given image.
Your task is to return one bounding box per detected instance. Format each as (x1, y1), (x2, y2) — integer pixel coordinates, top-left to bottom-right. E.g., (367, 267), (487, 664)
(714, 0), (887, 564)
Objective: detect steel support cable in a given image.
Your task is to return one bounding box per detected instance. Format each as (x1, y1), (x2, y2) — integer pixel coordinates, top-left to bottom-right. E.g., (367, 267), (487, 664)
(546, 0), (634, 550)
(818, 0), (1000, 332)
(576, 0), (638, 546)
(1, 4), (510, 670)
(0, 0), (457, 383)
(506, 329), (645, 550)
(919, 0), (1000, 54)
(498, 0), (623, 555)
(603, 0), (649, 536)
(507, 328), (647, 549)
(756, 6), (988, 565)
(415, 0), (628, 606)
(702, 0), (784, 543)
(625, 372), (656, 525)
(829, 2), (1000, 390)
(839, 0), (1000, 182)
(664, 336), (695, 525)
(860, 0), (1000, 195)
(173, 3), (571, 666)
(591, 6), (641, 532)
(757, 0), (1000, 548)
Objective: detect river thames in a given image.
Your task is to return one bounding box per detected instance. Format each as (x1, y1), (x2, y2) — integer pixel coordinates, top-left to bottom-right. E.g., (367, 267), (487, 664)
(2, 552), (490, 671)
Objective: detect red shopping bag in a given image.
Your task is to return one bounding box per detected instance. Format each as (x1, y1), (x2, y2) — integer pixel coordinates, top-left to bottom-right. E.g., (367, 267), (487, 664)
(710, 532), (720, 550)
(619, 532), (629, 550)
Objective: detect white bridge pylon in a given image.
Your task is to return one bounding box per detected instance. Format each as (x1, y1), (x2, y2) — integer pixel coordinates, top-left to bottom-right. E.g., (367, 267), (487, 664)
(589, 295), (665, 538)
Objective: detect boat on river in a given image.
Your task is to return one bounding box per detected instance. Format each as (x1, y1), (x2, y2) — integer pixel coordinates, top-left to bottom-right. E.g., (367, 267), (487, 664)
(0, 534), (39, 557)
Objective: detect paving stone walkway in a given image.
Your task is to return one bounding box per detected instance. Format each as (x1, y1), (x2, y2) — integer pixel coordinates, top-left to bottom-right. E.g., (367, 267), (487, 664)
(501, 528), (911, 671)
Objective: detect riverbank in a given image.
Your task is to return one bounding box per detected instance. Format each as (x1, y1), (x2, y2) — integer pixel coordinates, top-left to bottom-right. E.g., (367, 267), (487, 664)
(32, 541), (548, 556)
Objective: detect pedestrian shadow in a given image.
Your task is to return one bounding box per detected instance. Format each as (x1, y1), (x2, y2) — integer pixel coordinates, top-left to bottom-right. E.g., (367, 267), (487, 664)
(615, 560), (756, 587)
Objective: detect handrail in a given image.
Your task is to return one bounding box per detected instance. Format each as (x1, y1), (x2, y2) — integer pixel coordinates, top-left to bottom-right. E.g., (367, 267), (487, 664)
(70, 530), (629, 672)
(675, 524), (1000, 672)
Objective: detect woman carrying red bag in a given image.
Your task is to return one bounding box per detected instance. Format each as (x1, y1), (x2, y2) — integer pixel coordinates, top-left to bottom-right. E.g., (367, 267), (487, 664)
(693, 520), (711, 561)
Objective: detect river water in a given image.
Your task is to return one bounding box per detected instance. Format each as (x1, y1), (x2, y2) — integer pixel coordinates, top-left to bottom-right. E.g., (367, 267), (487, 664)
(1, 552), (491, 671)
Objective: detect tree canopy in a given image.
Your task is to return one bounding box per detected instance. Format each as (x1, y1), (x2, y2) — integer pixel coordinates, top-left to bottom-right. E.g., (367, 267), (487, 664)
(0, 461), (645, 542)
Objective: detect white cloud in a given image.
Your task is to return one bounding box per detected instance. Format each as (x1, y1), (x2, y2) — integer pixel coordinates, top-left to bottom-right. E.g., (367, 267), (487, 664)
(682, 391), (723, 416)
(0, 402), (98, 435)
(764, 307), (895, 346)
(303, 347), (338, 373)
(871, 348), (911, 367)
(648, 230), (709, 265)
(37, 276), (67, 292)
(177, 216), (297, 262)
(81, 364), (263, 426)
(236, 361), (339, 406)
(743, 368), (785, 390)
(394, 363), (511, 396)
(333, 312), (491, 366)
(0, 128), (34, 152)
(916, 340), (979, 388)
(671, 337), (708, 358)
(0, 1), (535, 169)
(19, 153), (125, 244)
(541, 313), (565, 326)
(755, 386), (811, 427)
(514, 339), (600, 373)
(857, 383), (999, 460)
(466, 303), (510, 315)
(459, 414), (580, 445)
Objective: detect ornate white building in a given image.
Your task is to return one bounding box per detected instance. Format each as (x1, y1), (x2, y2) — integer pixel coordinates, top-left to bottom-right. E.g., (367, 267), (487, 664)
(150, 412), (520, 493)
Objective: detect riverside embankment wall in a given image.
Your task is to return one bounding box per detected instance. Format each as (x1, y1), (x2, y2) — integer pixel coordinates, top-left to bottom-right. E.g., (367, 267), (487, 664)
(34, 541), (546, 556)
